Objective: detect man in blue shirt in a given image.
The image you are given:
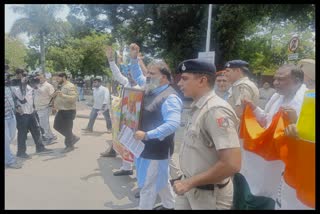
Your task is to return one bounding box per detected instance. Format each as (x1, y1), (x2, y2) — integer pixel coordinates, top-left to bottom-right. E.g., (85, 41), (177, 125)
(129, 43), (182, 210)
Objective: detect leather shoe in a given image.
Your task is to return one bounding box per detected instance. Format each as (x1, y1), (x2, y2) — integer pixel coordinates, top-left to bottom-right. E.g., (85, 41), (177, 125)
(113, 169), (133, 176)
(153, 205), (174, 210)
(134, 191), (140, 198)
(100, 149), (116, 157)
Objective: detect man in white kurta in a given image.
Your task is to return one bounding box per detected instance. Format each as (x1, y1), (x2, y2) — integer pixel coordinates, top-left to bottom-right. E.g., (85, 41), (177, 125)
(241, 64), (307, 209)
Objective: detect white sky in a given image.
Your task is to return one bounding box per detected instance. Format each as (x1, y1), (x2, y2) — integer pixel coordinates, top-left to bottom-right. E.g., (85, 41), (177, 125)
(5, 4), (70, 45)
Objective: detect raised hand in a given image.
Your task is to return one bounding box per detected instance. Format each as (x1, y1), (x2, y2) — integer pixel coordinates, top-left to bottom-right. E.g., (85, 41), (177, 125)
(105, 46), (114, 61)
(129, 43), (140, 59)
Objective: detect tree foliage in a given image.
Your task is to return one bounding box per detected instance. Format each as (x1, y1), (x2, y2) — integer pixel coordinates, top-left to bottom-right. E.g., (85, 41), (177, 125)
(68, 4), (315, 74)
(46, 32), (113, 77)
(10, 4), (63, 72)
(5, 34), (27, 72)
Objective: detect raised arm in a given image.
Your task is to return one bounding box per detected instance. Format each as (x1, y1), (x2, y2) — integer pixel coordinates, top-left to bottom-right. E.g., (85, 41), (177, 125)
(129, 43), (146, 87)
(106, 46), (130, 87)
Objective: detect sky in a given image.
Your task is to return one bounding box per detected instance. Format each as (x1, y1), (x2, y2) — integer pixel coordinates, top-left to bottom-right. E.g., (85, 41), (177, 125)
(5, 4), (70, 45)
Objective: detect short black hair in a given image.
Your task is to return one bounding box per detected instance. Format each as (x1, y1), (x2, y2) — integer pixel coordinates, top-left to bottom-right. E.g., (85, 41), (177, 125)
(194, 73), (216, 89)
(57, 72), (68, 79)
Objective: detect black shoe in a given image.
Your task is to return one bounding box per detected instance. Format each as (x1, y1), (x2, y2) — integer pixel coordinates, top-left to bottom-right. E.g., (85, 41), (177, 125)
(82, 128), (93, 132)
(113, 169), (133, 176)
(72, 136), (80, 146)
(17, 153), (31, 159)
(62, 146), (74, 153)
(153, 205), (174, 210)
(36, 148), (53, 154)
(134, 191), (140, 198)
(100, 149), (116, 157)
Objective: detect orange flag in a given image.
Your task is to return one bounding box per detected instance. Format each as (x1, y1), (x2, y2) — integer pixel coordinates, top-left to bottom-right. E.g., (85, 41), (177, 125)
(240, 105), (315, 208)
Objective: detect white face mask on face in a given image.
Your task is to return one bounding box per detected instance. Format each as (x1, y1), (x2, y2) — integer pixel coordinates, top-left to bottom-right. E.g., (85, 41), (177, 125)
(145, 76), (161, 92)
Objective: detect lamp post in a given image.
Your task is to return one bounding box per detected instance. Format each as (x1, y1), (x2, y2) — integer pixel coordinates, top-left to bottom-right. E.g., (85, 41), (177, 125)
(206, 4), (213, 52)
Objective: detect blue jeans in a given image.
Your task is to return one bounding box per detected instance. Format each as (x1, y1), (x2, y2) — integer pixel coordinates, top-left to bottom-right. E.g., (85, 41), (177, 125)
(77, 86), (84, 101)
(5, 114), (17, 165)
(87, 108), (112, 130)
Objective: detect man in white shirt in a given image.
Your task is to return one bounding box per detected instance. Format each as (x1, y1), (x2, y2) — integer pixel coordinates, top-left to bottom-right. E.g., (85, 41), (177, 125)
(82, 76), (112, 133)
(34, 72), (57, 145)
(237, 64), (307, 209)
(12, 69), (52, 159)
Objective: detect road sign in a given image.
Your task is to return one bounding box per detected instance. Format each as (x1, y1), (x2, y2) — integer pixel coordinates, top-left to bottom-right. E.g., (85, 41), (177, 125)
(288, 53), (299, 61)
(288, 36), (299, 52)
(198, 51), (215, 64)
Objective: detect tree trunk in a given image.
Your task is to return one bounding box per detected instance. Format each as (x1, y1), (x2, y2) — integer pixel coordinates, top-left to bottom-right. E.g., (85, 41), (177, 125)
(40, 31), (45, 73)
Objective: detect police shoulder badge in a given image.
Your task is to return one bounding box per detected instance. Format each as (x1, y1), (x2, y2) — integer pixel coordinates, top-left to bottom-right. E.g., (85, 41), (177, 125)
(216, 117), (229, 128)
(182, 63), (186, 71)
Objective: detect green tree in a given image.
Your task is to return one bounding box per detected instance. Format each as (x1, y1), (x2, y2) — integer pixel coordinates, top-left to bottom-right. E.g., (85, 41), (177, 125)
(46, 32), (113, 77)
(68, 4), (315, 72)
(5, 34), (27, 72)
(10, 4), (63, 73)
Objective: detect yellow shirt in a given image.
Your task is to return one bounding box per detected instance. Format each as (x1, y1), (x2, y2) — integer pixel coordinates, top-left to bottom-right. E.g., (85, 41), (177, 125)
(54, 81), (78, 110)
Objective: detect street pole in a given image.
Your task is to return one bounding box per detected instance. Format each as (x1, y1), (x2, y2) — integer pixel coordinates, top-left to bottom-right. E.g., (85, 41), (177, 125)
(206, 4), (213, 52)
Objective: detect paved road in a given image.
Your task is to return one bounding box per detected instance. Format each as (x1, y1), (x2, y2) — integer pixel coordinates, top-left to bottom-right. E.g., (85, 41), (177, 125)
(5, 100), (189, 210)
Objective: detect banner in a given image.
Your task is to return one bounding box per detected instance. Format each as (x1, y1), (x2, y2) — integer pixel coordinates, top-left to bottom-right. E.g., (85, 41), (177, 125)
(110, 95), (134, 163)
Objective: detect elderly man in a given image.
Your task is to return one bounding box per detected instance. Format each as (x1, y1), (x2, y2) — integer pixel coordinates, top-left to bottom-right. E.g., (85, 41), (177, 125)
(174, 59), (241, 210)
(129, 44), (183, 210)
(276, 59), (315, 210)
(239, 64), (307, 210)
(34, 72), (57, 145)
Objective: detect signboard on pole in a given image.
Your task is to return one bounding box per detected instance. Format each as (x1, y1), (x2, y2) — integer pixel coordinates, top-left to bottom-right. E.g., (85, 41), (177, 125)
(198, 51), (215, 64)
(288, 36), (299, 53)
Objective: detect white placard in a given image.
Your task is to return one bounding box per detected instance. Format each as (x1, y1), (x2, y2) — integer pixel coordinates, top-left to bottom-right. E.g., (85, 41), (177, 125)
(118, 125), (145, 158)
(198, 51), (215, 64)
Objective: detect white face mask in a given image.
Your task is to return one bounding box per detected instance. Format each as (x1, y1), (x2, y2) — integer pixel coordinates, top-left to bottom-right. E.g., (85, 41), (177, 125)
(145, 76), (161, 92)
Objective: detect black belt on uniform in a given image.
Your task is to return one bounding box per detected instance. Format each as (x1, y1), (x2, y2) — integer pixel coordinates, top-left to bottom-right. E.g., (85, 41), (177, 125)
(196, 179), (230, 191)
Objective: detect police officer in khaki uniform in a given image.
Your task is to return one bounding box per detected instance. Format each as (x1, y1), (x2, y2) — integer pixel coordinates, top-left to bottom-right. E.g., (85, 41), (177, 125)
(224, 60), (259, 118)
(174, 59), (241, 210)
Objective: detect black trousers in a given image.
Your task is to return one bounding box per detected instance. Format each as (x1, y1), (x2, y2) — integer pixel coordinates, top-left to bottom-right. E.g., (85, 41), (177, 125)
(53, 110), (76, 147)
(16, 112), (45, 155)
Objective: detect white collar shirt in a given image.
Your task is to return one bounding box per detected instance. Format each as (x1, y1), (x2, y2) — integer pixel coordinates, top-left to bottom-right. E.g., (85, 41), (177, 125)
(93, 85), (110, 110)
